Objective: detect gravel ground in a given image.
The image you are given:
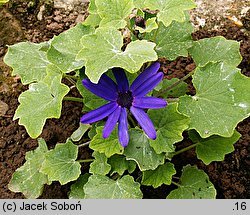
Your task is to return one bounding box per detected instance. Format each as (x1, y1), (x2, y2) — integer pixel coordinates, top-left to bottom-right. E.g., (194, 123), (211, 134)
(190, 0), (250, 30)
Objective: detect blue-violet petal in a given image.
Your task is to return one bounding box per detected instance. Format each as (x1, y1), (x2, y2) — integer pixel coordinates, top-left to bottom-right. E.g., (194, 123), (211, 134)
(118, 107), (129, 147)
(130, 62), (160, 92)
(132, 72), (163, 97)
(103, 106), (122, 139)
(80, 102), (118, 124)
(82, 78), (117, 101)
(130, 106), (156, 140)
(133, 97), (167, 109)
(99, 74), (118, 92)
(112, 68), (129, 93)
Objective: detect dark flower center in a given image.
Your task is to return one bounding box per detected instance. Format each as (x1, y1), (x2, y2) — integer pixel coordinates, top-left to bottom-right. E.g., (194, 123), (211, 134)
(117, 91), (133, 108)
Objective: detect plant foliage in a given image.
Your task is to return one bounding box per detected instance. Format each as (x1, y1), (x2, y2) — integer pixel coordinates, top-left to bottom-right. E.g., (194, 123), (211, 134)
(4, 0), (249, 199)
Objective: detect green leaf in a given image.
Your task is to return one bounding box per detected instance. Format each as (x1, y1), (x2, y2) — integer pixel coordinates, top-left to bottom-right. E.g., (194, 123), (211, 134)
(153, 78), (188, 98)
(95, 0), (134, 29)
(89, 0), (98, 13)
(89, 152), (111, 175)
(71, 123), (91, 142)
(147, 19), (193, 60)
(8, 139), (48, 199)
(145, 0), (196, 27)
(135, 17), (158, 33)
(84, 13), (102, 28)
(77, 27), (157, 83)
(178, 62), (250, 138)
(142, 162), (176, 188)
(124, 128), (165, 171)
(147, 103), (190, 154)
(134, 0), (146, 8)
(4, 42), (50, 84)
(41, 139), (81, 185)
(13, 65), (70, 138)
(167, 165), (216, 199)
(69, 173), (90, 199)
(90, 126), (124, 158)
(84, 0), (102, 28)
(0, 0), (9, 5)
(189, 130), (241, 165)
(84, 175), (143, 199)
(189, 36), (242, 67)
(0, 0), (9, 3)
(108, 154), (137, 176)
(76, 79), (108, 110)
(88, 122), (104, 139)
(47, 24), (93, 73)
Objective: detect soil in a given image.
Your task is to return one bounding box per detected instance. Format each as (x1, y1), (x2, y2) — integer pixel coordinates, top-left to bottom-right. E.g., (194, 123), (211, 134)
(0, 0), (250, 199)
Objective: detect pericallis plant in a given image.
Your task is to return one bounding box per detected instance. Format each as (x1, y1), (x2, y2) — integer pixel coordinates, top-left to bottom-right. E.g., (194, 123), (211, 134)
(3, 0), (250, 199)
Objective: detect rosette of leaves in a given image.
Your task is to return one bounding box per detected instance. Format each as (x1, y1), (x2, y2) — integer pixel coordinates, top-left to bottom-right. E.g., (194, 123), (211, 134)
(4, 0), (250, 199)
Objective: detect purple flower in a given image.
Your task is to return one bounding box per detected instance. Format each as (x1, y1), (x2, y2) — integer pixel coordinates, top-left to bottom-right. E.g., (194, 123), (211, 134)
(80, 62), (167, 147)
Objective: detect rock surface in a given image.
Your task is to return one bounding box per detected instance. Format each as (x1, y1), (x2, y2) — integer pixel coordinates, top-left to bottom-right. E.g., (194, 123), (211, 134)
(191, 0), (250, 30)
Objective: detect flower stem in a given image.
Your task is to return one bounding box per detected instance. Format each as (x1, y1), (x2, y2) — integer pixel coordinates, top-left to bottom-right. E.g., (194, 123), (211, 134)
(172, 181), (181, 187)
(155, 70), (195, 97)
(112, 173), (122, 181)
(65, 77), (76, 86)
(128, 114), (137, 128)
(166, 98), (179, 103)
(152, 21), (161, 42)
(63, 97), (83, 103)
(77, 141), (91, 148)
(77, 159), (94, 163)
(136, 173), (143, 182)
(63, 74), (78, 80)
(172, 143), (199, 157)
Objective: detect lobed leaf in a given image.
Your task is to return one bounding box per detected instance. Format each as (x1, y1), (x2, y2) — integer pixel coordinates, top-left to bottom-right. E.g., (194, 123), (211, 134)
(108, 154), (137, 176)
(90, 126), (124, 158)
(95, 0), (134, 29)
(146, 18), (194, 60)
(89, 151), (111, 175)
(41, 139), (81, 185)
(84, 175), (143, 199)
(88, 122), (105, 139)
(3, 42), (50, 85)
(77, 27), (157, 83)
(178, 62), (250, 138)
(8, 139), (48, 199)
(47, 24), (93, 73)
(13, 65), (70, 138)
(145, 0), (196, 27)
(189, 130), (241, 165)
(189, 36), (242, 67)
(84, 0), (102, 28)
(167, 165), (216, 199)
(69, 173), (90, 199)
(142, 162), (176, 188)
(124, 128), (165, 171)
(135, 17), (158, 34)
(133, 0), (146, 9)
(148, 103), (190, 154)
